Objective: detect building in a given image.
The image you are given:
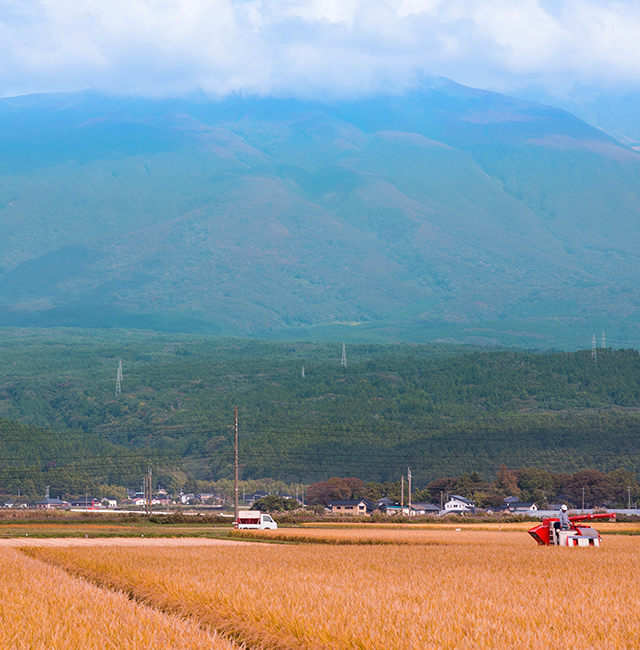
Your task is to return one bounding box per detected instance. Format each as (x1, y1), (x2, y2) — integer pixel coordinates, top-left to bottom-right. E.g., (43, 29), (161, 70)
(508, 502), (538, 513)
(328, 498), (377, 516)
(69, 497), (101, 508)
(246, 491), (269, 506)
(377, 497), (401, 515)
(36, 486), (69, 510)
(36, 497), (69, 510)
(408, 502), (441, 516)
(443, 495), (475, 513)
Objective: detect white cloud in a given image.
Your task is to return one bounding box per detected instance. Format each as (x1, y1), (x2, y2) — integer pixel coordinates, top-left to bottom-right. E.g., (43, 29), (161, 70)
(1, 0), (640, 98)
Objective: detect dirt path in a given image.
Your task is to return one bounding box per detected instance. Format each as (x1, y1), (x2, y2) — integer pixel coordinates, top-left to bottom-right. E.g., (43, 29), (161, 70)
(0, 536), (251, 548)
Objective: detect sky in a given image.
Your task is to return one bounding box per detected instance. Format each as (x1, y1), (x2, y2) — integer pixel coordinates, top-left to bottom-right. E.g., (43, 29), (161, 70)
(1, 0), (640, 102)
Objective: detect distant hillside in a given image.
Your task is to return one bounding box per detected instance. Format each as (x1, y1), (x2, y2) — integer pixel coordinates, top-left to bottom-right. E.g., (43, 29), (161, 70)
(1, 332), (639, 487)
(1, 79), (640, 347)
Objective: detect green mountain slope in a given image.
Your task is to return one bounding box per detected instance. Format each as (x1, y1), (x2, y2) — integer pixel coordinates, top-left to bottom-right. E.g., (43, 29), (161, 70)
(1, 81), (640, 346)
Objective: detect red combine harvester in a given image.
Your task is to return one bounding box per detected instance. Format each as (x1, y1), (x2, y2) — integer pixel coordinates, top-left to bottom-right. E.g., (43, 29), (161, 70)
(528, 512), (615, 547)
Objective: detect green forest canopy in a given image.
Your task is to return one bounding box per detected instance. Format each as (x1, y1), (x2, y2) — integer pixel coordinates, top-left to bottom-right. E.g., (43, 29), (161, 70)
(1, 329), (639, 497)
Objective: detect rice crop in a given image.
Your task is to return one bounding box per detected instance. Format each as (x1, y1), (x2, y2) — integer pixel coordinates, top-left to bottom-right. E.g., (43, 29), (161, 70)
(0, 546), (237, 650)
(232, 523), (525, 545)
(24, 530), (640, 649)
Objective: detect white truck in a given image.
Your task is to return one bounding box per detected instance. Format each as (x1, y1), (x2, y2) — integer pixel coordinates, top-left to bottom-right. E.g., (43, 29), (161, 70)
(235, 510), (278, 530)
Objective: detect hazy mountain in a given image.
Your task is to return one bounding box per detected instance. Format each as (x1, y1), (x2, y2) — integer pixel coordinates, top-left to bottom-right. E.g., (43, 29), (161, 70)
(1, 79), (640, 348)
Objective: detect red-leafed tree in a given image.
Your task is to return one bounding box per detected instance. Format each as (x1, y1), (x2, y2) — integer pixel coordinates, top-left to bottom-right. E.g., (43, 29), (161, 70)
(307, 477), (365, 505)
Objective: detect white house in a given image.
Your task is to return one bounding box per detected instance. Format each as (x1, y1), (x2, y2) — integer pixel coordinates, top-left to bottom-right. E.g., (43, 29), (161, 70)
(443, 495), (475, 513)
(407, 502), (441, 516)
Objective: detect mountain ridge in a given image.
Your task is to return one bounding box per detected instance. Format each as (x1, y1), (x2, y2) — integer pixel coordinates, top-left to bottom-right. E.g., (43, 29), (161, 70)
(1, 79), (639, 347)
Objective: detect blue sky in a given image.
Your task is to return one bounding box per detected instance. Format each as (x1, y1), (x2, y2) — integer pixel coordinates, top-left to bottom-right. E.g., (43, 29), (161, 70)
(1, 0), (639, 102)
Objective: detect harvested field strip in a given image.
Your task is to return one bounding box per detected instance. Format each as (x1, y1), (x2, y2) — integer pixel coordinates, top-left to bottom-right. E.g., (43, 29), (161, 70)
(24, 532), (640, 649)
(229, 529), (442, 545)
(233, 526), (461, 545)
(0, 547), (237, 650)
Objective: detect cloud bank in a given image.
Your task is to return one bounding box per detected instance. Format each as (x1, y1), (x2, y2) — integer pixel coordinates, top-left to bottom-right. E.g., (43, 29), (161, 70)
(1, 0), (640, 99)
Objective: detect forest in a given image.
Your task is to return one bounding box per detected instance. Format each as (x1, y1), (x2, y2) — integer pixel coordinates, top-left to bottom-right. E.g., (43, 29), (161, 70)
(1, 329), (640, 500)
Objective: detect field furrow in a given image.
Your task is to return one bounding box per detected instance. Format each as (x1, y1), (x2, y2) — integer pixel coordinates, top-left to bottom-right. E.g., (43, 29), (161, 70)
(0, 546), (238, 650)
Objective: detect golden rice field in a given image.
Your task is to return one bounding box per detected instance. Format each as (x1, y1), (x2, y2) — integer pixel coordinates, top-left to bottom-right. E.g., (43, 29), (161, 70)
(16, 526), (640, 650)
(231, 519), (640, 544)
(0, 545), (236, 650)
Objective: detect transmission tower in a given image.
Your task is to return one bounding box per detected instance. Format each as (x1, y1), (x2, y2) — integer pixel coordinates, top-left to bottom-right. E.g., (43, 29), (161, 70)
(341, 343), (347, 367)
(115, 359), (123, 396)
(601, 330), (606, 349)
(591, 334), (597, 364)
(301, 366), (305, 379)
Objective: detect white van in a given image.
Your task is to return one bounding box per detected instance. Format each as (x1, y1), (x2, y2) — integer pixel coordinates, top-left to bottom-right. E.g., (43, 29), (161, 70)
(235, 510), (278, 530)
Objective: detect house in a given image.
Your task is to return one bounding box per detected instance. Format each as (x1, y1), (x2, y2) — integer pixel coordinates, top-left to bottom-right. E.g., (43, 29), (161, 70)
(508, 502), (538, 513)
(377, 497), (401, 515)
(246, 491), (269, 506)
(328, 498), (377, 516)
(69, 497), (101, 508)
(443, 495), (475, 513)
(102, 498), (118, 508)
(408, 502), (441, 516)
(36, 497), (70, 510)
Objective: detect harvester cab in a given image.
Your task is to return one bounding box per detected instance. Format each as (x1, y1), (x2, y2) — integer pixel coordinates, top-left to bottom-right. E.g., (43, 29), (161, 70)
(528, 512), (615, 547)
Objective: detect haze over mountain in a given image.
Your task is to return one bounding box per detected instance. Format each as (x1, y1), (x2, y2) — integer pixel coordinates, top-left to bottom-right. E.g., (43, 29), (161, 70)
(1, 78), (640, 347)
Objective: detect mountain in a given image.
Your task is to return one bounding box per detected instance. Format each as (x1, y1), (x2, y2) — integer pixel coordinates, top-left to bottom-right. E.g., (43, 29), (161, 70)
(1, 79), (640, 348)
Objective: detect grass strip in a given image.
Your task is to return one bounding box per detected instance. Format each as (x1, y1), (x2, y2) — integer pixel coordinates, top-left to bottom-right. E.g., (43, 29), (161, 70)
(227, 530), (441, 545)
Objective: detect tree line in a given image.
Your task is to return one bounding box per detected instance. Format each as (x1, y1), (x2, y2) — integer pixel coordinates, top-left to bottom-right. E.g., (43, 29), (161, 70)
(305, 467), (640, 510)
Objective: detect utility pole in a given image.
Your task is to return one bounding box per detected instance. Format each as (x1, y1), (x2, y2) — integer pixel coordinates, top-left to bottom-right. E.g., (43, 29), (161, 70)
(591, 334), (597, 364)
(581, 486), (585, 513)
(408, 467), (412, 519)
(628, 486), (632, 510)
(401, 475), (404, 516)
(147, 467), (153, 517)
(341, 343), (347, 368)
(234, 406), (239, 525)
(440, 491), (443, 512)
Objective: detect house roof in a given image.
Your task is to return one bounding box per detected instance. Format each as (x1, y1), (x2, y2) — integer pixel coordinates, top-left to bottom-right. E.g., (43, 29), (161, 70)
(510, 502), (536, 509)
(411, 502), (440, 511)
(37, 498), (68, 505)
(329, 498), (376, 509)
(448, 495), (474, 504)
